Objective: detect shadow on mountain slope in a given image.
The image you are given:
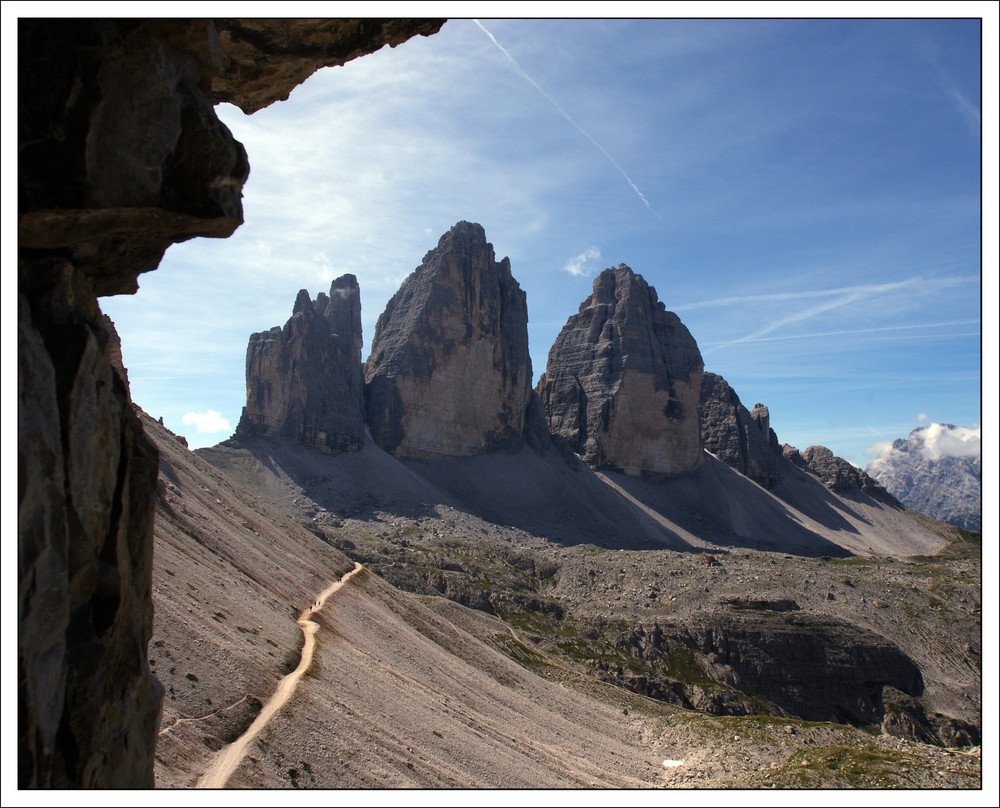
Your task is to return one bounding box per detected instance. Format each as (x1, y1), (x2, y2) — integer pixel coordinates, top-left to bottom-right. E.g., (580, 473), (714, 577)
(199, 435), (944, 559)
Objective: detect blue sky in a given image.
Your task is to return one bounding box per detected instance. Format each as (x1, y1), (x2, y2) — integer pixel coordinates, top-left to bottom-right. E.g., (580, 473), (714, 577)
(97, 13), (994, 468)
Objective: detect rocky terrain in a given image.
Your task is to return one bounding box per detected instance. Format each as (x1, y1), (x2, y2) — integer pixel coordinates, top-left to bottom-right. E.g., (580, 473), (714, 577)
(177, 222), (981, 789)
(867, 424), (982, 532)
(149, 411), (981, 789)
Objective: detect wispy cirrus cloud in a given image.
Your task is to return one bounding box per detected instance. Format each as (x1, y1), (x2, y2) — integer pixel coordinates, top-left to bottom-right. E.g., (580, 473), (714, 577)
(474, 19), (661, 220)
(699, 319), (980, 347)
(563, 246), (602, 277)
(674, 275), (977, 312)
(689, 275), (978, 354)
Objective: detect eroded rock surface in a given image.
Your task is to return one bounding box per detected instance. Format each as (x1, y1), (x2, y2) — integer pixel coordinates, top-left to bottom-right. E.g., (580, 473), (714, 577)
(784, 444), (898, 504)
(364, 222), (532, 458)
(18, 260), (162, 788)
(237, 275), (365, 453)
(212, 19), (445, 113)
(699, 372), (782, 488)
(537, 264), (704, 475)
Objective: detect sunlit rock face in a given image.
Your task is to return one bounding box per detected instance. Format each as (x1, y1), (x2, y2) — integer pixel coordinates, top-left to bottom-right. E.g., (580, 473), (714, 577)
(237, 276), (366, 453)
(783, 444), (898, 505)
(17, 17), (443, 788)
(365, 222), (532, 459)
(699, 373), (782, 489)
(537, 264), (704, 475)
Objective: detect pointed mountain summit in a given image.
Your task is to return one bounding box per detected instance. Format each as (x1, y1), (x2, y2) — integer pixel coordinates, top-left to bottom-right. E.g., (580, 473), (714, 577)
(364, 221), (532, 458)
(537, 264), (704, 475)
(236, 274), (365, 453)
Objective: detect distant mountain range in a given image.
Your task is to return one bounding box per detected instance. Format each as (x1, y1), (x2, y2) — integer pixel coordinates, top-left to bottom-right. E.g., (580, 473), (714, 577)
(866, 424), (981, 532)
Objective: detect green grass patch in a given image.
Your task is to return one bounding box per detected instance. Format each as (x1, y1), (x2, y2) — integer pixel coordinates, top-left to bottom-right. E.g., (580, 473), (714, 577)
(497, 634), (558, 670)
(774, 744), (911, 788)
(825, 556), (877, 567)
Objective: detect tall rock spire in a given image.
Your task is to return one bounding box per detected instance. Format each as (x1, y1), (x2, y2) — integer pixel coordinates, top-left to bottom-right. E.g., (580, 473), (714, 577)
(537, 264), (704, 475)
(236, 274), (365, 453)
(364, 221), (532, 458)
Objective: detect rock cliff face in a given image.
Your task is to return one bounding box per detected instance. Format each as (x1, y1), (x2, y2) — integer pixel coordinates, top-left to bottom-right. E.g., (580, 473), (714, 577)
(865, 424), (981, 531)
(784, 444), (897, 504)
(19, 263), (162, 788)
(237, 275), (365, 453)
(699, 372), (782, 488)
(537, 265), (704, 475)
(365, 222), (532, 458)
(18, 17), (442, 788)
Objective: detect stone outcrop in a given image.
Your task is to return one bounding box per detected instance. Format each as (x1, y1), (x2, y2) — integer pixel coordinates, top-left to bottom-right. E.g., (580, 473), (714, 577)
(537, 264), (704, 475)
(364, 222), (532, 458)
(103, 314), (130, 390)
(595, 612), (924, 728)
(18, 17), (442, 788)
(212, 19), (446, 113)
(699, 372), (782, 488)
(784, 444), (898, 504)
(237, 275), (365, 453)
(19, 261), (162, 788)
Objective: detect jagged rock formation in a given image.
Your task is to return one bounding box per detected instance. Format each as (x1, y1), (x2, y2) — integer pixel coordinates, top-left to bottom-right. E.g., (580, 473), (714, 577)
(237, 275), (365, 452)
(537, 264), (704, 475)
(865, 424), (981, 532)
(699, 372), (782, 488)
(19, 264), (162, 788)
(212, 19), (446, 113)
(18, 17), (442, 788)
(783, 444), (897, 504)
(103, 314), (130, 390)
(364, 222), (532, 458)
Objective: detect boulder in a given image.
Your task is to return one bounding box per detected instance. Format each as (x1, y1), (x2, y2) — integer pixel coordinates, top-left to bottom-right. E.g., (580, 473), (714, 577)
(364, 222), (532, 458)
(537, 264), (704, 475)
(237, 275), (365, 453)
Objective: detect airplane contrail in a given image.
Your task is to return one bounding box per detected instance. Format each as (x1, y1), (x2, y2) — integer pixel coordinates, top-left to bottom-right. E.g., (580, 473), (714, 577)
(474, 19), (661, 220)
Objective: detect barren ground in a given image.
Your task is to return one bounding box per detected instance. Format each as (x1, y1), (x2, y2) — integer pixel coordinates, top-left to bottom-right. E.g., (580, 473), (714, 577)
(145, 414), (982, 790)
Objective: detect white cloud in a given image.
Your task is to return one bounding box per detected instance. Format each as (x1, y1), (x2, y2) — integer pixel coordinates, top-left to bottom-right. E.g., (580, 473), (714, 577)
(917, 412), (928, 422)
(919, 423), (980, 461)
(865, 421), (980, 471)
(563, 246), (602, 277)
(865, 440), (896, 474)
(182, 410), (231, 434)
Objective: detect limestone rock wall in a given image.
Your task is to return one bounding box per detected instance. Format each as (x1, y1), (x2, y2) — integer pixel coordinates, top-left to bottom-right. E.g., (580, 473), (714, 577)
(18, 17), (443, 788)
(18, 260), (162, 788)
(365, 222), (532, 458)
(699, 372), (782, 489)
(537, 264), (704, 475)
(237, 275), (365, 453)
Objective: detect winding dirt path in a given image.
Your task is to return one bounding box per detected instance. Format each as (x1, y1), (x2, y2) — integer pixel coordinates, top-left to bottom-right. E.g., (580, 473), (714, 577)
(196, 563), (364, 788)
